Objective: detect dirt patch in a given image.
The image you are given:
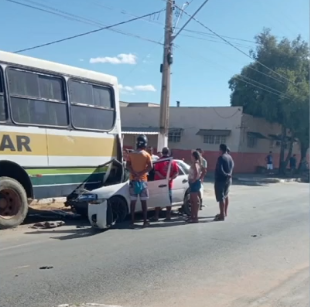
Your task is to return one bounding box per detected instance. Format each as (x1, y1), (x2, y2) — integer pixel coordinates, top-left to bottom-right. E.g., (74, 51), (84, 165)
(29, 201), (70, 212)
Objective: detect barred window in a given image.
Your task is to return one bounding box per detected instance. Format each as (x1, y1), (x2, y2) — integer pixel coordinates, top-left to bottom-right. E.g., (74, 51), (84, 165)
(168, 131), (181, 143)
(247, 135), (257, 148)
(203, 135), (226, 144)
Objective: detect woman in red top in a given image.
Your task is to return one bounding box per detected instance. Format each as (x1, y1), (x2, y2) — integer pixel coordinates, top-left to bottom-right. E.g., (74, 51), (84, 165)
(153, 147), (179, 221)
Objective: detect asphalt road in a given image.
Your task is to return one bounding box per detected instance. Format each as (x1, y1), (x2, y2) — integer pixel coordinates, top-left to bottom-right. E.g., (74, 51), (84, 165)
(0, 182), (308, 307)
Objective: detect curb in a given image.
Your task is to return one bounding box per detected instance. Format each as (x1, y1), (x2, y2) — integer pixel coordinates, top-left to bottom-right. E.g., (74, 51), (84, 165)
(234, 177), (302, 184)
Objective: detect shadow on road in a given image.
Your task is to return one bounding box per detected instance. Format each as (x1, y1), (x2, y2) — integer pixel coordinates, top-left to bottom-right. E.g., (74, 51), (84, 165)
(23, 214), (216, 240)
(24, 226), (103, 240)
(110, 215), (216, 230)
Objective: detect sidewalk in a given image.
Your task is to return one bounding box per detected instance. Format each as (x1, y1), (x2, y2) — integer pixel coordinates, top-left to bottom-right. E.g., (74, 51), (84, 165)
(233, 174), (302, 184)
(204, 172), (303, 184)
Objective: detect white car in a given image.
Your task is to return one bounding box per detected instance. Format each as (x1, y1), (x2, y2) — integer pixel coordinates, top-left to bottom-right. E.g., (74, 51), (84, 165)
(67, 158), (204, 229)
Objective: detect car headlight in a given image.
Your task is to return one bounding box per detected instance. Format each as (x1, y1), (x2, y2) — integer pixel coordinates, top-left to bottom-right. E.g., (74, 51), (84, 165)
(77, 193), (106, 205)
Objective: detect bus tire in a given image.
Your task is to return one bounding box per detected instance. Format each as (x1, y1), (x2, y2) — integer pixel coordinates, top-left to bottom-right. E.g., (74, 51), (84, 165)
(0, 176), (28, 229)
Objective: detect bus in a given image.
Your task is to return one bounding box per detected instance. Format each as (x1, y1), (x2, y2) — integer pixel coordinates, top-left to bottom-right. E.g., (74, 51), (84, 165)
(0, 51), (122, 229)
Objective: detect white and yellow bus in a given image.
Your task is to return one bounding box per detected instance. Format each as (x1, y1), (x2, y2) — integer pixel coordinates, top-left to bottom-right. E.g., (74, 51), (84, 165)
(0, 51), (122, 228)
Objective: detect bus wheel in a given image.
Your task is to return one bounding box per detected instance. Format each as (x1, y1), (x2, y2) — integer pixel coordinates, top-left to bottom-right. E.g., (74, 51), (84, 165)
(0, 177), (28, 229)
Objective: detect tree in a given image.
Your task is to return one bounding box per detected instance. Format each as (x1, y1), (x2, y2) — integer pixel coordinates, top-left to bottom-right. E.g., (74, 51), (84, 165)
(228, 28), (309, 174)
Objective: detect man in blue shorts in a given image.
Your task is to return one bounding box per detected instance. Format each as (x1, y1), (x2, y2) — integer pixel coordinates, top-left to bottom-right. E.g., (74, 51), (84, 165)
(126, 135), (153, 227)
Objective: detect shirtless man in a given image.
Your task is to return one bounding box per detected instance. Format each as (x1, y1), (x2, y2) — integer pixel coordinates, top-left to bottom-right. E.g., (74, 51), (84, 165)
(126, 135), (153, 227)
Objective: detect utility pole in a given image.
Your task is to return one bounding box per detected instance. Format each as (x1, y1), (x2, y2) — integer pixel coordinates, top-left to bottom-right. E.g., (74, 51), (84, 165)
(157, 0), (209, 151)
(157, 0), (174, 151)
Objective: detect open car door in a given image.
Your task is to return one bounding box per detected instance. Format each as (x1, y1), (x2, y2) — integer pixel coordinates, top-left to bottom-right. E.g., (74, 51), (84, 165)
(65, 159), (125, 212)
(146, 158), (172, 210)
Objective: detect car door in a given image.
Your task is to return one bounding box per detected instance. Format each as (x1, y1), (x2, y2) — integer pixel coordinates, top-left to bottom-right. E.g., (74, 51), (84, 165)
(171, 161), (188, 205)
(147, 158), (172, 210)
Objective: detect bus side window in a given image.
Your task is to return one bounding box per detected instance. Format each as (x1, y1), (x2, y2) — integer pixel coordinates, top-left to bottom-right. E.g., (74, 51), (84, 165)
(69, 79), (115, 131)
(7, 68), (68, 127)
(0, 66), (7, 121)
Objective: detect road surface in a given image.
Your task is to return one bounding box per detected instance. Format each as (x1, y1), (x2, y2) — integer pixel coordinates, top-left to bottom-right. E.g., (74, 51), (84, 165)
(0, 182), (308, 307)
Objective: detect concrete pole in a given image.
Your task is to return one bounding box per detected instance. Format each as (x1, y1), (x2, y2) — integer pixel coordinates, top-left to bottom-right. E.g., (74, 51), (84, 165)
(157, 0), (174, 152)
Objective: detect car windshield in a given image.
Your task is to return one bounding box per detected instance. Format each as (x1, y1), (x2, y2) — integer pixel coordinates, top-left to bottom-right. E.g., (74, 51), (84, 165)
(177, 160), (190, 175)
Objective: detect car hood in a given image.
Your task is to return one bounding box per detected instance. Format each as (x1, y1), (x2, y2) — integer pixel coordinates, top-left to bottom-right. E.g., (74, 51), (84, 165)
(91, 181), (129, 199)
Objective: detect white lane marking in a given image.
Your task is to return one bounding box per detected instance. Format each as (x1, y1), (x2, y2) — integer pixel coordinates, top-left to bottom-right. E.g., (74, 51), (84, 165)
(14, 265), (30, 270)
(0, 241), (45, 252)
(57, 304), (123, 307)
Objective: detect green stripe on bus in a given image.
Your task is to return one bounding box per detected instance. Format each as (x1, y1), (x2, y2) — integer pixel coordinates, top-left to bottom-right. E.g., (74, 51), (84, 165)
(26, 166), (108, 175)
(30, 172), (105, 186)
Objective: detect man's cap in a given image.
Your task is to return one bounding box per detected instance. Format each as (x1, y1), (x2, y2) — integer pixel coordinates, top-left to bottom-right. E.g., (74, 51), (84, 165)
(162, 147), (170, 155)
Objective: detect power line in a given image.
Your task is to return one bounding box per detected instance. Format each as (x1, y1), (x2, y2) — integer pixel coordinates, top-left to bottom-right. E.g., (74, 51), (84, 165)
(21, 0), (163, 45)
(180, 33), (252, 49)
(177, 46), (291, 101)
(6, 0), (163, 51)
(11, 10), (165, 53)
(173, 0), (210, 41)
(91, 0), (257, 45)
(179, 7), (299, 87)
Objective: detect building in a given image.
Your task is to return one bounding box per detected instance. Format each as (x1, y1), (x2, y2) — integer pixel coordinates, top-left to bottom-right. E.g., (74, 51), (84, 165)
(121, 103), (300, 173)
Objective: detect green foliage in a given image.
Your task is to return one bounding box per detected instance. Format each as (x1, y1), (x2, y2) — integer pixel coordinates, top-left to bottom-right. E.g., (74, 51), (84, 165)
(228, 28), (309, 171)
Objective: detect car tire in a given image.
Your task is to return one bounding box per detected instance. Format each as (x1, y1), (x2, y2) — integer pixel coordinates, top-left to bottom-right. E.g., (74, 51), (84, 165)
(182, 191), (202, 216)
(108, 196), (129, 224)
(182, 192), (191, 216)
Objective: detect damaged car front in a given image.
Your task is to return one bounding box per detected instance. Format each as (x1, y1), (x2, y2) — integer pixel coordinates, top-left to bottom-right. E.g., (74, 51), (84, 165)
(65, 159), (130, 229)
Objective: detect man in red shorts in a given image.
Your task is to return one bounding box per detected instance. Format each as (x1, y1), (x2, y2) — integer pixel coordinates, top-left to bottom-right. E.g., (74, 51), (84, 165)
(153, 147), (179, 221)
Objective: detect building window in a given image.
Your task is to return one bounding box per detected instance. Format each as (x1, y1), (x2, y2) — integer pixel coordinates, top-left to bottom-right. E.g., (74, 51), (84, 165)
(69, 79), (115, 131)
(7, 68), (68, 126)
(168, 131), (181, 143)
(203, 135), (226, 144)
(247, 135), (257, 148)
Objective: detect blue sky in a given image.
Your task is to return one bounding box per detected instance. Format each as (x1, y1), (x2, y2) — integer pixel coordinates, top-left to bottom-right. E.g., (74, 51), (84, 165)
(1, 0), (309, 106)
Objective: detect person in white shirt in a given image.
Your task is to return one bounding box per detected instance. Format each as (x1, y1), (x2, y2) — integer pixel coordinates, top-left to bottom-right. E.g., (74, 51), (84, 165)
(147, 146), (159, 161)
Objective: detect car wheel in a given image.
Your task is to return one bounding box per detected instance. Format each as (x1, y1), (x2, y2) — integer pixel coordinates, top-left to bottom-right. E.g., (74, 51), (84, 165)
(182, 192), (202, 216)
(108, 196), (129, 224)
(182, 192), (191, 216)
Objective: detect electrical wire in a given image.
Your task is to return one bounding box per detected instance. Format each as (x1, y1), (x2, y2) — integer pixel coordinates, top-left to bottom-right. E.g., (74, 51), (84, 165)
(178, 7), (300, 87)
(180, 33), (253, 50)
(6, 0), (164, 52)
(173, 0), (210, 41)
(91, 0), (257, 45)
(12, 17), (165, 54)
(22, 0), (163, 45)
(177, 46), (292, 102)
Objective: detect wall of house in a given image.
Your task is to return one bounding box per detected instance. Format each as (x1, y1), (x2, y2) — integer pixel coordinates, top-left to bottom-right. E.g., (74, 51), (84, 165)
(121, 106), (244, 171)
(120, 106), (305, 173)
(233, 114), (302, 172)
(123, 134), (158, 149)
(121, 106), (243, 150)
